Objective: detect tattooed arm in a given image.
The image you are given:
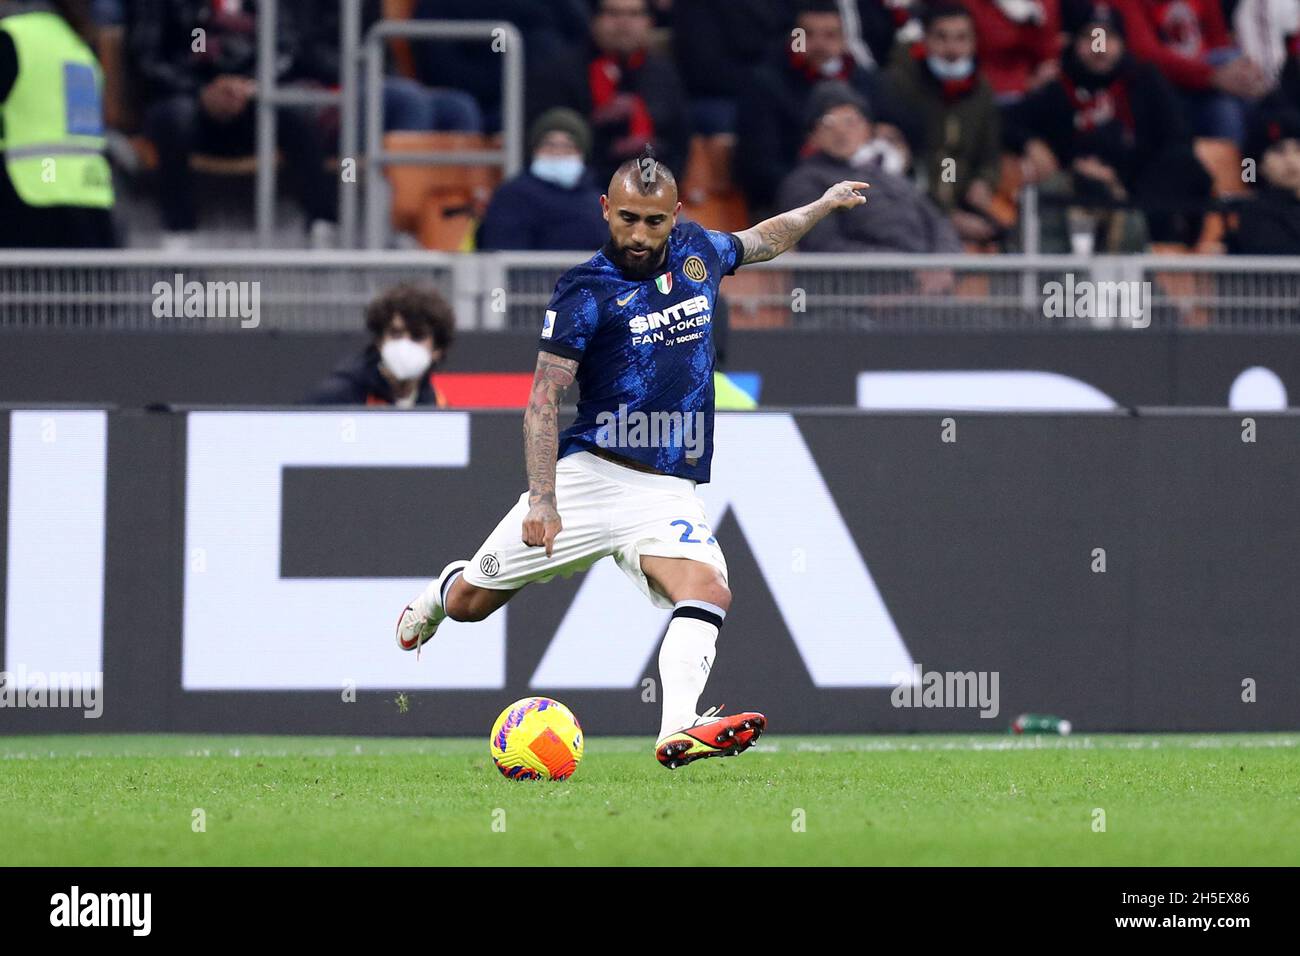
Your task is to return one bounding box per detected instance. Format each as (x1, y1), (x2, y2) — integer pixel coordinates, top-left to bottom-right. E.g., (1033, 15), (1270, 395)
(733, 180), (870, 264)
(521, 351), (579, 557)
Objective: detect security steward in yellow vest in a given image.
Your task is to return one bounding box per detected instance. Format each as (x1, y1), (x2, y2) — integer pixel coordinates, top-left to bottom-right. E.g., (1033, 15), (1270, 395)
(0, 1), (115, 247)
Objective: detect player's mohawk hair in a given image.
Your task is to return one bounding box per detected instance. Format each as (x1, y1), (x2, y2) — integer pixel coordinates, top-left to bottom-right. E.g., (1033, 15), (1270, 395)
(612, 144), (677, 196)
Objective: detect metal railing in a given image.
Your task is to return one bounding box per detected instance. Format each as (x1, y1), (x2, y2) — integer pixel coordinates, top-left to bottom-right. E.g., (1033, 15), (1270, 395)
(254, 0), (354, 247)
(364, 20), (524, 250)
(253, 1), (523, 248)
(0, 252), (1297, 331)
(0, 250), (458, 332)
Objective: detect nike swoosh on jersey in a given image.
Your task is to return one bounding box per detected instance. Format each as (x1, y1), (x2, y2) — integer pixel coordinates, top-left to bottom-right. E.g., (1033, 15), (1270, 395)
(616, 291), (638, 307)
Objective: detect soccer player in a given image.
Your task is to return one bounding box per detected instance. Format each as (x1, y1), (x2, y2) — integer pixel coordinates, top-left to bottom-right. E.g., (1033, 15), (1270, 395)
(397, 147), (868, 769)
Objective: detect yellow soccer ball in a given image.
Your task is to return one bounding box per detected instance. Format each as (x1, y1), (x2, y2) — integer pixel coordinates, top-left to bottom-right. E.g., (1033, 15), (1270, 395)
(489, 697), (584, 781)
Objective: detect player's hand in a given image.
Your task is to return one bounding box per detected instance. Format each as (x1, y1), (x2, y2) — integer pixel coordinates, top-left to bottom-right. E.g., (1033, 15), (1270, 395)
(522, 502), (562, 558)
(823, 181), (869, 211)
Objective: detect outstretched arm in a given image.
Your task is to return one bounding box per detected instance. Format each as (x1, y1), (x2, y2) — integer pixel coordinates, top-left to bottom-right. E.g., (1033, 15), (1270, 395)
(521, 351), (578, 557)
(733, 180), (869, 264)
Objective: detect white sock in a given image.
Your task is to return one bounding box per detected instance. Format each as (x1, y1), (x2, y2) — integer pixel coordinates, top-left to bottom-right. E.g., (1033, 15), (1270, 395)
(413, 560), (466, 622)
(656, 601), (724, 742)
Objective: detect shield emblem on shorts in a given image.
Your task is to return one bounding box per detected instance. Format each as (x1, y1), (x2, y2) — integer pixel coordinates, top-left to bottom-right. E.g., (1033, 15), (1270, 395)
(480, 553), (500, 577)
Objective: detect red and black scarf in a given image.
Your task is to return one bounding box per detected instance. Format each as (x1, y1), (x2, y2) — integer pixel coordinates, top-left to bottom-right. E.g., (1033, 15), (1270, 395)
(1059, 71), (1135, 136)
(588, 51), (655, 143)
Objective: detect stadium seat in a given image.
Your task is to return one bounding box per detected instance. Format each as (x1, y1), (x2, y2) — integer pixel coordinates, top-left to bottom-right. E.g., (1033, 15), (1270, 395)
(721, 268), (792, 328)
(988, 153), (1024, 231)
(384, 132), (501, 249)
(680, 135), (749, 233)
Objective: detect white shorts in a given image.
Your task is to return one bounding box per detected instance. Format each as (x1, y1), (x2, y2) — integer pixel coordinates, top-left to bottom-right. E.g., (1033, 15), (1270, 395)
(460, 451), (728, 609)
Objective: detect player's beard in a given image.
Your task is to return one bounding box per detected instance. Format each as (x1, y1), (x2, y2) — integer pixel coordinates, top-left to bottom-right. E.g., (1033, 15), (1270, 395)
(605, 238), (667, 280)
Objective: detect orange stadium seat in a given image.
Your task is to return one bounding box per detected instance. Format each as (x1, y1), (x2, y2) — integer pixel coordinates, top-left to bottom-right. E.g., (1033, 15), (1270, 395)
(988, 153), (1024, 231)
(680, 135), (749, 233)
(721, 268), (792, 328)
(384, 132), (501, 249)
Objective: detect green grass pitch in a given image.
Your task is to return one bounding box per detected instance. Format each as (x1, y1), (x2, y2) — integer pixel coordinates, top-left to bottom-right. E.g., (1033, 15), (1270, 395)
(2, 734), (1297, 866)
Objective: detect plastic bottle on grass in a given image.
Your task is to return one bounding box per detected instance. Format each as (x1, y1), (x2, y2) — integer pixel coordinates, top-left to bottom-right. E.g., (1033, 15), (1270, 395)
(1011, 714), (1072, 735)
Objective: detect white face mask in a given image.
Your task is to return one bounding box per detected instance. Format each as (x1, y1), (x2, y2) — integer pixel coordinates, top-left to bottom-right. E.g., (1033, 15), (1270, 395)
(531, 155), (585, 189)
(927, 55), (975, 81)
(819, 55), (845, 76)
(380, 338), (434, 382)
(850, 139), (908, 177)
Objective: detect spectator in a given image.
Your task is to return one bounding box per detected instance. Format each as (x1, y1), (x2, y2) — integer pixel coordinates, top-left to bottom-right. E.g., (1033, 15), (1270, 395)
(846, 0), (925, 68)
(526, 0), (689, 186)
(129, 0), (337, 247)
(414, 0), (588, 134)
(1227, 109), (1300, 253)
(885, 3), (1004, 242)
(1006, 2), (1213, 249)
(306, 284), (455, 407)
(671, 0), (792, 135)
(1232, 0), (1300, 90)
(736, 0), (915, 216)
(1105, 0), (1272, 142)
(958, 0), (1063, 102)
(776, 81), (964, 253)
(0, 0), (116, 248)
(477, 109), (608, 251)
(297, 0), (482, 135)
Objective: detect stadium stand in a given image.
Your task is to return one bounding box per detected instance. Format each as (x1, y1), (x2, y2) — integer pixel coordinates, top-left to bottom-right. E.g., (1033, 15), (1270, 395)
(0, 0), (1297, 324)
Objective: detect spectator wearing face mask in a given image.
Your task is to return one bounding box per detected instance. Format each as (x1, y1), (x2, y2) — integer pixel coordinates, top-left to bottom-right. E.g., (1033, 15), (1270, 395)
(306, 284), (455, 408)
(525, 0), (689, 186)
(1227, 110), (1300, 254)
(477, 109), (607, 251)
(776, 81), (963, 253)
(1006, 1), (1212, 248)
(958, 0), (1063, 102)
(736, 0), (917, 216)
(884, 3), (1004, 243)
